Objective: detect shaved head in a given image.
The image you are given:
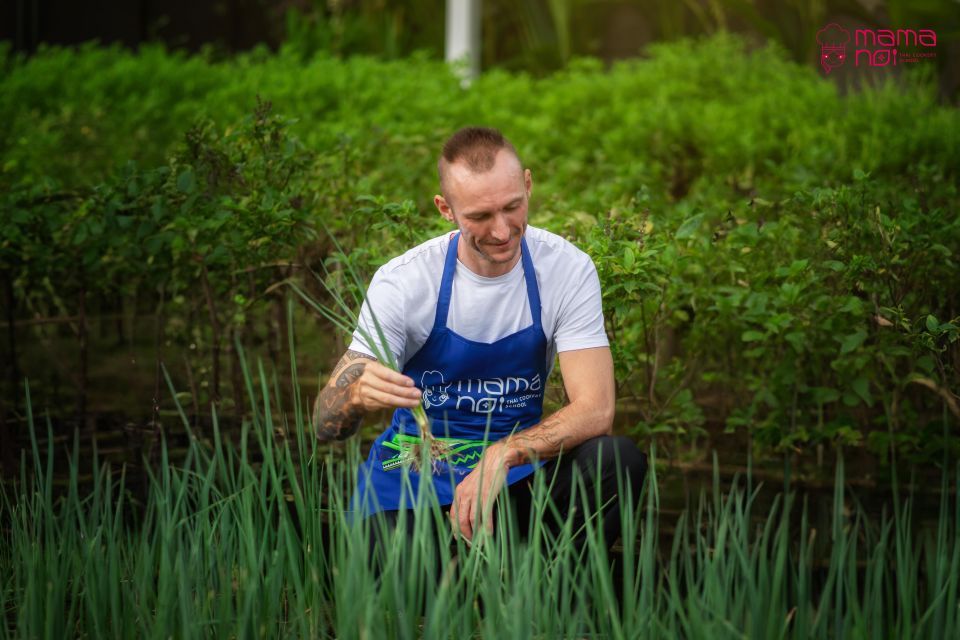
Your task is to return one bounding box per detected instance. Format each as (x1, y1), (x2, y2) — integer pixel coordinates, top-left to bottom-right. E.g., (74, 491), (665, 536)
(437, 127), (522, 203)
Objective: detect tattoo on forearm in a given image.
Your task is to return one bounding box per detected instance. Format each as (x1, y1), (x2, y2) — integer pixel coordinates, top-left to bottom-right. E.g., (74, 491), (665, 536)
(313, 350), (375, 441)
(335, 363), (366, 389)
(510, 413), (568, 464)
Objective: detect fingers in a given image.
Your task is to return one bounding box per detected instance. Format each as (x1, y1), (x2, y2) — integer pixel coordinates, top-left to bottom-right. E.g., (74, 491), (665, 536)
(483, 502), (495, 536)
(360, 382), (421, 410)
(450, 489), (475, 544)
(365, 361), (416, 387)
(460, 499), (473, 543)
(450, 459), (511, 545)
(356, 362), (422, 410)
(456, 493), (496, 542)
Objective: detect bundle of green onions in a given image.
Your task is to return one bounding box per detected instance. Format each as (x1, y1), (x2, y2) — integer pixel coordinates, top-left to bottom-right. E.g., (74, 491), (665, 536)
(286, 240), (449, 473)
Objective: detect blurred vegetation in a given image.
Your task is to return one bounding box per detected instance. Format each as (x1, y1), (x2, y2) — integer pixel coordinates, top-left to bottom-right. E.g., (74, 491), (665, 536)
(1, 33), (958, 467)
(278, 0), (960, 95)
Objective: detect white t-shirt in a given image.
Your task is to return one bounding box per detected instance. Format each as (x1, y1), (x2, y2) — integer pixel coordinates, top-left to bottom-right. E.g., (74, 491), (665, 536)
(349, 225), (609, 372)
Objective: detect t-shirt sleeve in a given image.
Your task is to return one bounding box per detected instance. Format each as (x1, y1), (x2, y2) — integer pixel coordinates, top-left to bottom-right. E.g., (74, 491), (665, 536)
(347, 267), (406, 367)
(553, 253), (609, 353)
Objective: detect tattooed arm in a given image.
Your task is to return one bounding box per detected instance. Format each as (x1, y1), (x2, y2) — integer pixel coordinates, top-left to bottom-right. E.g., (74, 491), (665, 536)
(312, 349), (423, 442)
(312, 350), (374, 441)
(496, 346), (615, 466)
(449, 346), (615, 541)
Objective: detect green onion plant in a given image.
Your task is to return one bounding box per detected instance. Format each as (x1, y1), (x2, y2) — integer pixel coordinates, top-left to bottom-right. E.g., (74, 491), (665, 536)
(284, 231), (449, 472)
(1, 313), (958, 638)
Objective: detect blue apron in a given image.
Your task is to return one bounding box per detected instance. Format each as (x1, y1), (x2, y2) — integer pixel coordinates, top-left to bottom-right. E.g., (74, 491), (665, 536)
(353, 232), (548, 516)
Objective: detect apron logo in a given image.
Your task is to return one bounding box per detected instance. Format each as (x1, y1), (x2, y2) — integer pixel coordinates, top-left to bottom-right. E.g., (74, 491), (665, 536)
(420, 370), (451, 408)
(454, 374), (543, 414)
(420, 370), (544, 414)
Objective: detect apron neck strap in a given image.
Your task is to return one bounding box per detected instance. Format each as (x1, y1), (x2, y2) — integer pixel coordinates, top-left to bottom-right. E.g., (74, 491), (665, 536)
(432, 231), (543, 331)
(519, 235), (542, 327)
(433, 232), (460, 330)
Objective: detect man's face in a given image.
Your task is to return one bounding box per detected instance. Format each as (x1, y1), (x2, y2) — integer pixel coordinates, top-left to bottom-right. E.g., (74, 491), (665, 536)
(434, 150), (533, 278)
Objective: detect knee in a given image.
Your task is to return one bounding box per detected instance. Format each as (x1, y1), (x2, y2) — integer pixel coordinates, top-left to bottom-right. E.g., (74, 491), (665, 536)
(609, 436), (648, 490)
(576, 435), (648, 490)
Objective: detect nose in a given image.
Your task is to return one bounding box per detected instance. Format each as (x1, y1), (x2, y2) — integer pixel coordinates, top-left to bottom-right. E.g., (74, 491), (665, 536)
(490, 214), (510, 241)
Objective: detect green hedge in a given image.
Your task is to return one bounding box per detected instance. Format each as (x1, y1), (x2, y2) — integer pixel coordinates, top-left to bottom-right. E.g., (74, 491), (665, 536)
(1, 34), (957, 462)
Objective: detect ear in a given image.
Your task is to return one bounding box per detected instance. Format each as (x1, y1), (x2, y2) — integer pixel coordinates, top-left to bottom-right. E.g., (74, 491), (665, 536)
(524, 168), (533, 199)
(435, 194), (455, 223)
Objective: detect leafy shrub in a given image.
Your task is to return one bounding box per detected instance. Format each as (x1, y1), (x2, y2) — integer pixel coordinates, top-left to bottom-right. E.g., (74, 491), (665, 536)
(2, 33), (957, 463)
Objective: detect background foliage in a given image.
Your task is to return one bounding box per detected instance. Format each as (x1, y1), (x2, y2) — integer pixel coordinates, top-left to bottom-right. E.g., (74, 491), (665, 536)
(278, 0), (960, 90)
(1, 33), (958, 466)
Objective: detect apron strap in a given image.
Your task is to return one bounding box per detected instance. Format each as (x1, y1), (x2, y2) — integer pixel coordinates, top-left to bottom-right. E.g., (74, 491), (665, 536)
(519, 235), (542, 329)
(433, 232), (460, 331)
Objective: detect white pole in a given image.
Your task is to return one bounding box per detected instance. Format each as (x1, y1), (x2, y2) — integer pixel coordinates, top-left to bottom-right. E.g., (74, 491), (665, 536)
(445, 0), (481, 84)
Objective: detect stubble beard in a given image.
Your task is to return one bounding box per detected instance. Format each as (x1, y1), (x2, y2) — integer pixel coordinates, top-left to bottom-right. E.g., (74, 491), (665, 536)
(471, 234), (521, 266)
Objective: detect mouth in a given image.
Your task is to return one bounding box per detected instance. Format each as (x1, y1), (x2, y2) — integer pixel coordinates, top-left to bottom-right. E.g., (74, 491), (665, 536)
(486, 234), (518, 247)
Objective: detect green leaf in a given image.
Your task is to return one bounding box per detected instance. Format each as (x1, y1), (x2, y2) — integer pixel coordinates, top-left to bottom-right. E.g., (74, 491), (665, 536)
(925, 314), (940, 332)
(839, 297), (864, 315)
(73, 224), (87, 245)
(675, 214), (704, 240)
(836, 426), (862, 445)
(822, 260), (845, 271)
(177, 169), (195, 193)
(930, 243), (952, 257)
(789, 259), (808, 275)
(623, 247), (635, 270)
(839, 330), (867, 354)
(767, 312), (794, 330)
(741, 330), (765, 342)
(850, 376), (872, 406)
(784, 331), (805, 352)
(917, 355), (935, 373)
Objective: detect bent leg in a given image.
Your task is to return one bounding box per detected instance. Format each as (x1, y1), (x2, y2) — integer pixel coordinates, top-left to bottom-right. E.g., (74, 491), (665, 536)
(509, 435), (648, 552)
(365, 506), (455, 581)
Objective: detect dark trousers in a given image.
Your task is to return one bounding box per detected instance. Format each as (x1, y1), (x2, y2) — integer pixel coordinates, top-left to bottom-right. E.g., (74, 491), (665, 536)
(368, 435), (648, 559)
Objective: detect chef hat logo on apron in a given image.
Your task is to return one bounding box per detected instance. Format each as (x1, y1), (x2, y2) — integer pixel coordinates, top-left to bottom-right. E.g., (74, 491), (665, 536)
(420, 370), (451, 409)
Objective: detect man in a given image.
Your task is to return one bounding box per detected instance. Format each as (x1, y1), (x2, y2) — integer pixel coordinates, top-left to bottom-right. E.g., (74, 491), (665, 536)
(313, 127), (646, 549)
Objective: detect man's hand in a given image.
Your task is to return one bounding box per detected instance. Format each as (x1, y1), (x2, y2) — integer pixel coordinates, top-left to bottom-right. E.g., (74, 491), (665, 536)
(313, 350), (422, 441)
(349, 360), (423, 412)
(449, 441), (514, 544)
(448, 347), (616, 540)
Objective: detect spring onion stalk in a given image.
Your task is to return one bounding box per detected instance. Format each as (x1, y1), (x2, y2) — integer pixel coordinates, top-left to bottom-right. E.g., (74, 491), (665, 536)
(285, 231), (449, 472)
(3, 363), (960, 636)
